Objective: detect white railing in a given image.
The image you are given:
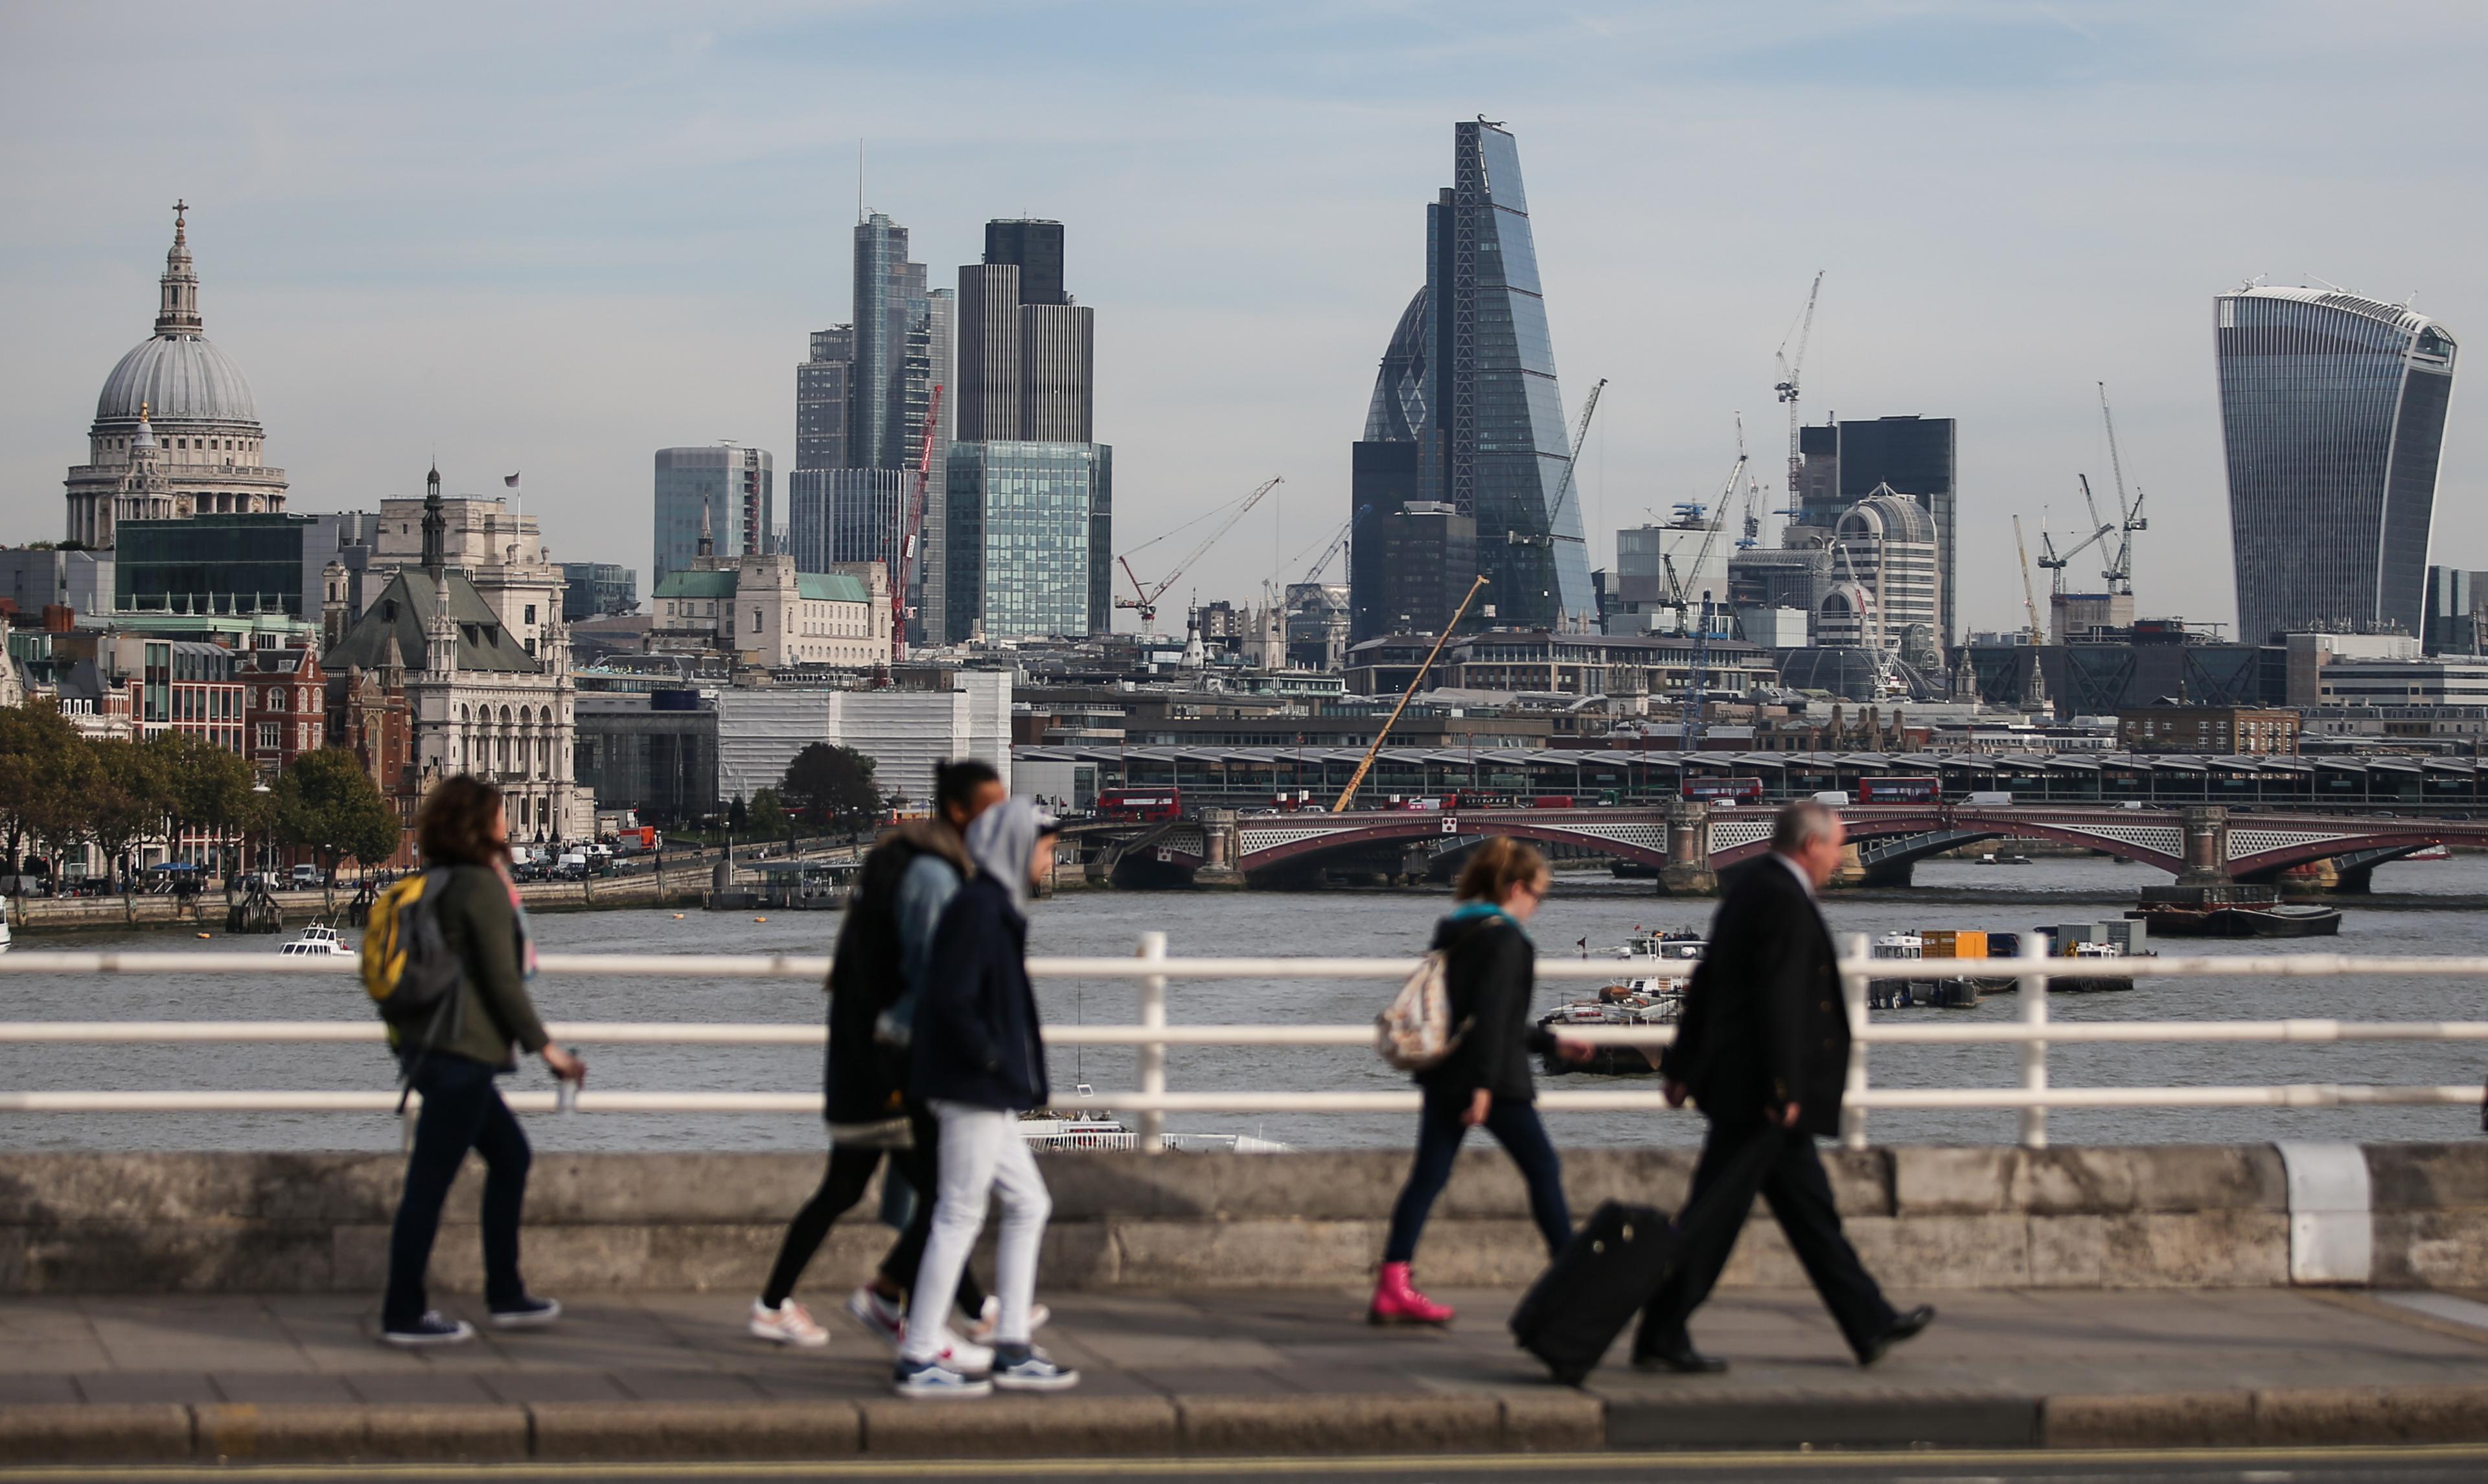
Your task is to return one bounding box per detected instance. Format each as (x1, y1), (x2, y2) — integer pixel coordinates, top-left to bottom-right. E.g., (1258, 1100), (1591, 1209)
(3, 934), (2486, 1151)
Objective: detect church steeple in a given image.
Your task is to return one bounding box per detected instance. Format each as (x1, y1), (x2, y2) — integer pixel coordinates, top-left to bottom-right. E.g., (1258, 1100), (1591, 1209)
(156, 200), (202, 337)
(421, 466), (447, 572)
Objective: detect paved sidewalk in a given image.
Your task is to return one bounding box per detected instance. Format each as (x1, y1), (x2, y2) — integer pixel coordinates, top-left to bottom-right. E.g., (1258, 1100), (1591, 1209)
(4, 1286), (2488, 1462)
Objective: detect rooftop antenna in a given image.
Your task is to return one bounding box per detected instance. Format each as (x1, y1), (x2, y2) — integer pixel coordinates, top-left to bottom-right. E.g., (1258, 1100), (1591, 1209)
(857, 140), (865, 223)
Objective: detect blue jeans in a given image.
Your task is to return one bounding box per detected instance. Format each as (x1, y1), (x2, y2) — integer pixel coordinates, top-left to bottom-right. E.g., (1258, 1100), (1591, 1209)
(1383, 1086), (1571, 1264)
(384, 1053), (531, 1329)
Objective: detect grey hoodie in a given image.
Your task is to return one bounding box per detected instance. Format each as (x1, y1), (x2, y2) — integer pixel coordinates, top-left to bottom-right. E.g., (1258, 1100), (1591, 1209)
(963, 797), (1056, 916)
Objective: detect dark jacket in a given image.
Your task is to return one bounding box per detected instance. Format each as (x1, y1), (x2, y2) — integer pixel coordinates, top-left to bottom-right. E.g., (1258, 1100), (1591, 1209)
(426, 865), (549, 1072)
(822, 819), (974, 1128)
(1416, 908), (1555, 1104)
(1659, 856), (1847, 1138)
(908, 873), (1049, 1112)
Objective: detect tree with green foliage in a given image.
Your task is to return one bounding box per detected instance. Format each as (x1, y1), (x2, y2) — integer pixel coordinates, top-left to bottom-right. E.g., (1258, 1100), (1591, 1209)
(0, 703), (85, 881)
(84, 738), (170, 896)
(728, 794), (748, 832)
(275, 748), (402, 904)
(748, 786), (789, 839)
(781, 743), (879, 831)
(147, 731), (264, 882)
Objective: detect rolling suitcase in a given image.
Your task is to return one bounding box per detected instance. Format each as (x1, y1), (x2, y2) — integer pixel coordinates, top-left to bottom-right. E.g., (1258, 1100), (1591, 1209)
(1508, 1200), (1680, 1385)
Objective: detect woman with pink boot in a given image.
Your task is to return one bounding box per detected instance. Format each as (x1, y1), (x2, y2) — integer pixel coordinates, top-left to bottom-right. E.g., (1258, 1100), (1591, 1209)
(1371, 838), (1591, 1325)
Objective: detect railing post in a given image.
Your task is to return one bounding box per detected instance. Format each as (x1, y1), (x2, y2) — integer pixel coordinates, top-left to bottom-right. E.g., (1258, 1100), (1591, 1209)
(1839, 931), (1869, 1152)
(2018, 935), (2051, 1149)
(1136, 931), (1168, 1153)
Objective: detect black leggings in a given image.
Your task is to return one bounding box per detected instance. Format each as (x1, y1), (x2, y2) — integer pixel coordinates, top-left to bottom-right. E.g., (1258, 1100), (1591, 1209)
(1383, 1085), (1572, 1264)
(762, 1103), (988, 1313)
(386, 1053), (531, 1329)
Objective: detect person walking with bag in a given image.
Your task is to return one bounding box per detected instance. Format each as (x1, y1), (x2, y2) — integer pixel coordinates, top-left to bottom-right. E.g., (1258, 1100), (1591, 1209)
(1631, 801), (1933, 1373)
(379, 776), (584, 1346)
(749, 760), (1005, 1352)
(893, 800), (1077, 1398)
(1371, 838), (1591, 1326)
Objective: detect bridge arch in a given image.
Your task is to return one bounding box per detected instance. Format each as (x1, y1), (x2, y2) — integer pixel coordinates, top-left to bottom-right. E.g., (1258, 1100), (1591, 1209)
(1238, 814), (1672, 878)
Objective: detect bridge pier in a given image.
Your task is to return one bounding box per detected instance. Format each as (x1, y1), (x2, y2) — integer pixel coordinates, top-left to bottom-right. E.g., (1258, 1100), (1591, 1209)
(1195, 810), (1244, 888)
(1658, 801), (1718, 896)
(2179, 806), (2232, 885)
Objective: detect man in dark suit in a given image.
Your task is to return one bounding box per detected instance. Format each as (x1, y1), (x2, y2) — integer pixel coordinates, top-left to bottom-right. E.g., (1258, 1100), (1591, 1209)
(1634, 801), (1934, 1373)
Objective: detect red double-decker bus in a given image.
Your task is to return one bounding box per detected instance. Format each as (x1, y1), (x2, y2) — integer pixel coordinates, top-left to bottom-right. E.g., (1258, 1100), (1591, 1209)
(1682, 777), (1764, 805)
(1099, 788), (1183, 822)
(1857, 776), (1941, 805)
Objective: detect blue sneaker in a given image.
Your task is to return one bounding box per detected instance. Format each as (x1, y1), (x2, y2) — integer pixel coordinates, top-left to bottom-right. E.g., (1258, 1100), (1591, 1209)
(892, 1355), (993, 1398)
(488, 1296), (562, 1329)
(989, 1345), (1080, 1393)
(380, 1310), (476, 1347)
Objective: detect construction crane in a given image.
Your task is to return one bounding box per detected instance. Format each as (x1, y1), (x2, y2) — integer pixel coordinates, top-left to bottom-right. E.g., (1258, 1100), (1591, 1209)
(1274, 512), (1356, 588)
(1543, 377), (1607, 536)
(1679, 593), (1718, 750)
(1330, 575), (1490, 812)
(1656, 427), (1744, 630)
(2096, 382), (2148, 596)
(890, 383), (944, 664)
(1773, 271), (1825, 522)
(2035, 477), (2116, 596)
(2012, 514), (2046, 644)
(1115, 475), (1283, 631)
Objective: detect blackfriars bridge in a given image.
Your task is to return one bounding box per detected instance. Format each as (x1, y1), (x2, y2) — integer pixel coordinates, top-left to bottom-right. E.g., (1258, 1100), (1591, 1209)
(1070, 805), (2488, 893)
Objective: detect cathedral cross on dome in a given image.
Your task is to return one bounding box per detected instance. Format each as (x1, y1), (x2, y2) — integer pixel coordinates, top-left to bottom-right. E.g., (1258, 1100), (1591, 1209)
(172, 200), (187, 240)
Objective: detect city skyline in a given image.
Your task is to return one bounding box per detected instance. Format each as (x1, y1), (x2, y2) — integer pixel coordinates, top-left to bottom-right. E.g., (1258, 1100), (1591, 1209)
(5, 4), (2486, 641)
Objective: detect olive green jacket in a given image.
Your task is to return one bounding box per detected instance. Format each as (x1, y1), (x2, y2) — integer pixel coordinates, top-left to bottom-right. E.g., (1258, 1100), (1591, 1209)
(424, 865), (550, 1071)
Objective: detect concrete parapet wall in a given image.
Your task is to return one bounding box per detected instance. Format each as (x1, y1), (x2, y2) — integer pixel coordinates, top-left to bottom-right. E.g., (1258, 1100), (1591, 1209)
(1, 1144), (2480, 1296)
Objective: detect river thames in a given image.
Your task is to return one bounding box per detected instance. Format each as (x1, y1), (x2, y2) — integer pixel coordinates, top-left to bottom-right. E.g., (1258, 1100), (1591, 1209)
(4, 854), (2486, 1152)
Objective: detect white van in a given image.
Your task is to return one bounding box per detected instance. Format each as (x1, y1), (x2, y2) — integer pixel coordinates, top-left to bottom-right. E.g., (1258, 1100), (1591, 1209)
(1964, 791), (2014, 806)
(1811, 791), (1851, 806)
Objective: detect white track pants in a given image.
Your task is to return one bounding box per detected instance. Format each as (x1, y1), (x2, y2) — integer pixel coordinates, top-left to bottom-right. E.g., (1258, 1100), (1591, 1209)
(899, 1099), (1051, 1362)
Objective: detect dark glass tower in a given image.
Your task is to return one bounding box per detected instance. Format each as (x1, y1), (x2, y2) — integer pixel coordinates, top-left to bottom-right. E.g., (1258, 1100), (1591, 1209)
(1346, 120), (1589, 637)
(2216, 287), (2458, 642)
(984, 220), (1066, 306)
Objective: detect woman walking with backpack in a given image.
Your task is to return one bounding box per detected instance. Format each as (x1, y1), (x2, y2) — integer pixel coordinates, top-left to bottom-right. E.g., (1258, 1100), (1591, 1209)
(1371, 838), (1589, 1326)
(378, 776), (585, 1347)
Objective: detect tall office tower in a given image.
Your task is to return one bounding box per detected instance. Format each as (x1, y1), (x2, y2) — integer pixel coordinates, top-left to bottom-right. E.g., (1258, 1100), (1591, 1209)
(652, 445), (772, 586)
(1344, 120), (1590, 635)
(984, 219), (1066, 306)
(1787, 417), (1956, 645)
(851, 214), (913, 472)
(1834, 417), (1956, 646)
(796, 326), (854, 471)
(1824, 489), (1940, 658)
(945, 442), (1111, 641)
(955, 223), (1094, 442)
(2216, 286), (2459, 643)
(787, 468), (909, 575)
(956, 264), (1022, 440)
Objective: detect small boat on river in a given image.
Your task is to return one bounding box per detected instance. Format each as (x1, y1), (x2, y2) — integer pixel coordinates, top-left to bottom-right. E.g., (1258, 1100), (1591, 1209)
(277, 921), (354, 958)
(1538, 931), (1700, 1075)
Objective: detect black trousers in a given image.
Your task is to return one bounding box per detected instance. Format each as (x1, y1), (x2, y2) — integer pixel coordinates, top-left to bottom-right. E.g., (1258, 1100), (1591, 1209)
(1635, 1121), (1896, 1360)
(761, 1099), (987, 1314)
(385, 1054), (530, 1330)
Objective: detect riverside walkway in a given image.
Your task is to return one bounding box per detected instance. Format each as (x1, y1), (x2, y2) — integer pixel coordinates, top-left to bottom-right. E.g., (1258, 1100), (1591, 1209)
(8, 1285), (2488, 1465)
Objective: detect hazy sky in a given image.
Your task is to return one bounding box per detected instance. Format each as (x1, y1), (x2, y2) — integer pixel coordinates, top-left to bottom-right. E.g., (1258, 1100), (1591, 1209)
(5, 1), (2483, 639)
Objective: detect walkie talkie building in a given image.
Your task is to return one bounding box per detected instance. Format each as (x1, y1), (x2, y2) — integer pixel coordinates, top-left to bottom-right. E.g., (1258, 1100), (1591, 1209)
(2215, 286), (2457, 643)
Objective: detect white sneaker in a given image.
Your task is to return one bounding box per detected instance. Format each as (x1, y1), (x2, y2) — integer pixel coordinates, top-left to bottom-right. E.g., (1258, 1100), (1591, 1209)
(845, 1285), (905, 1346)
(923, 1331), (993, 1376)
(892, 1354), (991, 1398)
(750, 1298), (829, 1348)
(966, 1294), (1052, 1345)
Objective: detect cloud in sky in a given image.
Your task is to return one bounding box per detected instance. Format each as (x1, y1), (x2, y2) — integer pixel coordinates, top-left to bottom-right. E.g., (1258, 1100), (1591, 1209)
(3, 1), (2484, 637)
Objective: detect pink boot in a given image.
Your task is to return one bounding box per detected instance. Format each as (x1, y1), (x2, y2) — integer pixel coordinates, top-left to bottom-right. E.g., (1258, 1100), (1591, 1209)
(1368, 1261), (1455, 1325)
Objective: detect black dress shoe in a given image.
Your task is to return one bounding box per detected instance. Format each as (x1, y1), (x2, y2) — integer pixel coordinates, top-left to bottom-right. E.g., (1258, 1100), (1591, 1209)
(1631, 1341), (1728, 1375)
(1856, 1304), (1935, 1367)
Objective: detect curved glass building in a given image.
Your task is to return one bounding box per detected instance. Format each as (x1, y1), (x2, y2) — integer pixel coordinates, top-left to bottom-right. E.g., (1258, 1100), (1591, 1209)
(2215, 287), (2457, 643)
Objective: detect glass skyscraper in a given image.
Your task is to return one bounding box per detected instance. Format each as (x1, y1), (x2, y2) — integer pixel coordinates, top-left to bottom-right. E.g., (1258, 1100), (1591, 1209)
(652, 444), (770, 587)
(2216, 286), (2458, 642)
(944, 441), (1111, 641)
(1348, 119), (1590, 635)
